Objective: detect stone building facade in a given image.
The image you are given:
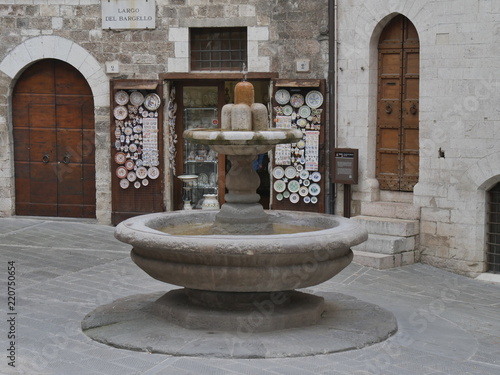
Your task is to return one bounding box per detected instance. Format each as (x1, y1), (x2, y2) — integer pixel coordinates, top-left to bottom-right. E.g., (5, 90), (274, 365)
(0, 0), (330, 223)
(336, 0), (500, 277)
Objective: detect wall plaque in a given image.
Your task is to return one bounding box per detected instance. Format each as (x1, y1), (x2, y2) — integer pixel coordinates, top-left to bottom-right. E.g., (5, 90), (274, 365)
(102, 0), (156, 30)
(332, 148), (358, 184)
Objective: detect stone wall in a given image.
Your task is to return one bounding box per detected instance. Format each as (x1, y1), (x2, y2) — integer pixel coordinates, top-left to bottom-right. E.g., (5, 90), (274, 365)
(0, 0), (329, 223)
(336, 0), (500, 276)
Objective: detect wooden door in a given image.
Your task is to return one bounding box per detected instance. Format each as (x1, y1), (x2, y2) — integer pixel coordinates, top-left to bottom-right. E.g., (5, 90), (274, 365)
(13, 59), (96, 218)
(376, 15), (419, 191)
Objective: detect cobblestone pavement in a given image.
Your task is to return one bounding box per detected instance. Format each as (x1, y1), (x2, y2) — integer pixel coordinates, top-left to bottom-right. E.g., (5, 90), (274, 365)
(0, 217), (499, 375)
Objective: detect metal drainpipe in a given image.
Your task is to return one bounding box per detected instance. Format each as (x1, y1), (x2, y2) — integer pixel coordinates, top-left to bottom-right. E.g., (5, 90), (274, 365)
(328, 0), (337, 214)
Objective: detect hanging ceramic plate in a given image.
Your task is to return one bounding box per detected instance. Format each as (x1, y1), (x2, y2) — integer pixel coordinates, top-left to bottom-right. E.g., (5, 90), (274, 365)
(283, 190), (290, 199)
(311, 171), (322, 182)
(148, 166), (160, 179)
(130, 91), (145, 106)
(125, 160), (135, 171)
(297, 118), (308, 128)
(284, 166), (297, 179)
(297, 140), (306, 149)
(303, 179), (310, 187)
(129, 143), (137, 153)
(115, 90), (129, 105)
(272, 166), (285, 179)
(274, 180), (286, 193)
(114, 152), (126, 165)
(309, 183), (321, 196)
(136, 166), (148, 179)
(283, 105), (293, 116)
(134, 181), (141, 189)
(311, 196), (318, 204)
(126, 171), (137, 182)
(289, 193), (300, 204)
(275, 89), (291, 105)
(298, 105), (311, 118)
(142, 178), (149, 186)
(299, 169), (310, 180)
(276, 193), (283, 201)
(304, 196), (311, 204)
(299, 186), (309, 197)
(144, 93), (161, 111)
(288, 180), (300, 193)
(114, 105), (128, 120)
(116, 166), (127, 179)
(305, 90), (324, 109)
(124, 127), (133, 136)
(120, 179), (130, 189)
(290, 94), (304, 108)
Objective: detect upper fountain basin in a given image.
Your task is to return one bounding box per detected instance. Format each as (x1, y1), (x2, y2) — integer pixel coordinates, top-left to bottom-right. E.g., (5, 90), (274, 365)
(115, 210), (368, 292)
(183, 128), (303, 155)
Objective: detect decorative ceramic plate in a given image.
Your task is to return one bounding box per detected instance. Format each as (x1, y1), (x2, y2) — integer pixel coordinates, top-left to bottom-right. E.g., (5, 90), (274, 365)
(298, 105), (311, 118)
(283, 191), (290, 199)
(297, 118), (308, 128)
(289, 193), (300, 204)
(276, 193), (283, 201)
(133, 125), (143, 133)
(124, 127), (133, 136)
(125, 160), (135, 171)
(311, 171), (322, 182)
(290, 94), (305, 108)
(309, 183), (321, 196)
(144, 93), (161, 111)
(120, 179), (130, 189)
(297, 140), (306, 149)
(299, 186), (309, 197)
(285, 166), (297, 179)
(128, 144), (137, 153)
(288, 180), (300, 193)
(142, 178), (149, 186)
(116, 166), (127, 179)
(114, 152), (126, 165)
(274, 180), (286, 193)
(311, 196), (318, 204)
(148, 166), (160, 179)
(134, 181), (141, 189)
(275, 89), (291, 105)
(126, 171), (137, 182)
(299, 169), (310, 180)
(115, 90), (129, 105)
(130, 91), (145, 106)
(136, 166), (148, 179)
(303, 179), (310, 187)
(283, 105), (293, 116)
(272, 166), (285, 179)
(305, 90), (323, 109)
(304, 196), (311, 204)
(113, 105), (128, 120)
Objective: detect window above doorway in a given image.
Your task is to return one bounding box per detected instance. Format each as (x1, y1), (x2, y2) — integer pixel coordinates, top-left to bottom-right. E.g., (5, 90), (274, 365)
(190, 27), (247, 72)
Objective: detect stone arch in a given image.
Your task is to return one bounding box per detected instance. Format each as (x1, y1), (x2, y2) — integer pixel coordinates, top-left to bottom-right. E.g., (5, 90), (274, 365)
(0, 35), (108, 106)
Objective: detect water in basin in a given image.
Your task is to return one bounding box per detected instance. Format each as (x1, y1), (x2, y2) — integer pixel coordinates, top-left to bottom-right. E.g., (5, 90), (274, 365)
(159, 222), (324, 235)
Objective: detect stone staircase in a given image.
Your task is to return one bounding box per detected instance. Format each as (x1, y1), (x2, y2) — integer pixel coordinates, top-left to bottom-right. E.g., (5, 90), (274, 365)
(351, 201), (420, 269)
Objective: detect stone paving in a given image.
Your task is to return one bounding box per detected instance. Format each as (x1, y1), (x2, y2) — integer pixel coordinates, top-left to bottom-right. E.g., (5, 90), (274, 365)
(0, 217), (499, 375)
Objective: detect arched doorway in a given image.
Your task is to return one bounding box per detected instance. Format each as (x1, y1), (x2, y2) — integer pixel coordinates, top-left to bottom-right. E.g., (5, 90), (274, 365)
(376, 15), (420, 191)
(487, 183), (500, 273)
(13, 59), (96, 218)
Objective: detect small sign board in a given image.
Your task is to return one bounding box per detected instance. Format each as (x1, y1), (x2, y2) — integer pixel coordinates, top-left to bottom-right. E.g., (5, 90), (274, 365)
(332, 148), (358, 184)
(102, 0), (156, 30)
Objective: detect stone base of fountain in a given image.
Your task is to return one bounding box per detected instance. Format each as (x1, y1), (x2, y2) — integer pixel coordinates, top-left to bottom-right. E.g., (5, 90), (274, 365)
(82, 290), (398, 358)
(152, 289), (325, 332)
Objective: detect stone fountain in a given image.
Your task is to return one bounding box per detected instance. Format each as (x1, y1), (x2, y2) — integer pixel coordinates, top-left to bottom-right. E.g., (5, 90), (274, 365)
(82, 81), (396, 358)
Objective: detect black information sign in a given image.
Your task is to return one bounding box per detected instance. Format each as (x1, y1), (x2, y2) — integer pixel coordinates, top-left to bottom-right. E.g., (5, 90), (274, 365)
(332, 148), (358, 184)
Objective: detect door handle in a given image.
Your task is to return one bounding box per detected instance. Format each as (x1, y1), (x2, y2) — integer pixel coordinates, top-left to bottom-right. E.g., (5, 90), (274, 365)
(385, 103), (393, 114)
(62, 152), (70, 164)
(410, 103), (418, 115)
(42, 153), (50, 164)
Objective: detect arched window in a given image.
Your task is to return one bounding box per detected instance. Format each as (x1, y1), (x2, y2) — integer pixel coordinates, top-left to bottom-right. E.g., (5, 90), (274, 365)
(487, 183), (500, 273)
(376, 15), (419, 191)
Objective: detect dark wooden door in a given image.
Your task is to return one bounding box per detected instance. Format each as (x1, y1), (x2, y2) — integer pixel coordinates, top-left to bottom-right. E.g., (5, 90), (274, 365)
(13, 59), (96, 218)
(376, 15), (419, 191)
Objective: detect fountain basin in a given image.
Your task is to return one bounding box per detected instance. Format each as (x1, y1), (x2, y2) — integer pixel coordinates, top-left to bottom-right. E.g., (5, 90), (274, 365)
(115, 210), (368, 293)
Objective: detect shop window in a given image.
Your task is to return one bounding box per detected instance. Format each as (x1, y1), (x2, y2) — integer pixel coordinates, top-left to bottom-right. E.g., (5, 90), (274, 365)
(487, 183), (500, 273)
(190, 27), (247, 72)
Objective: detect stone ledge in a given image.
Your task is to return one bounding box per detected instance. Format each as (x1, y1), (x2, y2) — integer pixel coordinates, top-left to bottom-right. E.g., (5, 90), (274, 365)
(353, 249), (417, 269)
(351, 215), (420, 237)
(352, 233), (416, 255)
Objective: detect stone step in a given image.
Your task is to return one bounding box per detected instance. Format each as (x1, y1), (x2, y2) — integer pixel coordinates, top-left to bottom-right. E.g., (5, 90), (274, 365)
(351, 215), (419, 237)
(360, 201), (420, 220)
(352, 233), (416, 255)
(352, 249), (417, 270)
